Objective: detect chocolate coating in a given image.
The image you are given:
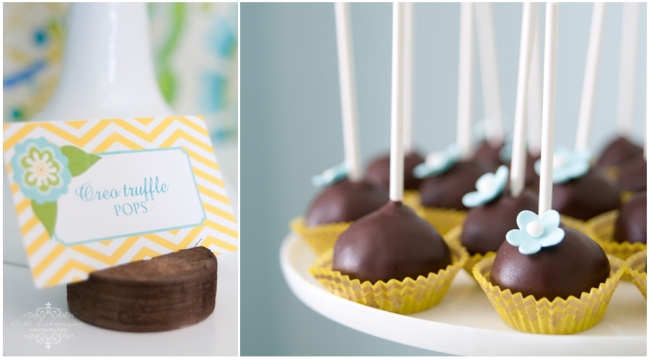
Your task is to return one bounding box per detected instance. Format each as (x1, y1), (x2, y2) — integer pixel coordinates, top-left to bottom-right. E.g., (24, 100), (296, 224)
(550, 168), (620, 220)
(491, 227), (610, 300)
(305, 178), (389, 227)
(523, 152), (541, 188)
(67, 247), (217, 332)
(366, 151), (425, 190)
(461, 190), (539, 256)
(616, 156), (647, 192)
(332, 201), (452, 283)
(474, 141), (504, 171)
(614, 191), (647, 244)
(418, 160), (490, 210)
(597, 136), (643, 167)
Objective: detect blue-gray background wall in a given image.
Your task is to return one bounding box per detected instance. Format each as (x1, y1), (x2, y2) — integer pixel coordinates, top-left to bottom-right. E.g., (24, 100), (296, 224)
(240, 2), (647, 355)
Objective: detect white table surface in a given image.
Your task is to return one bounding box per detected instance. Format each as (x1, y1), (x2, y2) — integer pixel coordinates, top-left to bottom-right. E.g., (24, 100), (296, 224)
(281, 232), (647, 356)
(3, 138), (239, 356)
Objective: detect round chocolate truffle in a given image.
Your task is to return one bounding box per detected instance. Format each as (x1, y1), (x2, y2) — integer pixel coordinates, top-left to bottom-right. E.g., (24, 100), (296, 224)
(597, 136), (643, 167)
(550, 168), (620, 221)
(366, 151), (425, 191)
(305, 178), (389, 227)
(614, 191), (647, 244)
(418, 160), (490, 210)
(616, 156), (647, 192)
(332, 201), (452, 283)
(474, 141), (504, 171)
(491, 226), (610, 300)
(461, 190), (539, 256)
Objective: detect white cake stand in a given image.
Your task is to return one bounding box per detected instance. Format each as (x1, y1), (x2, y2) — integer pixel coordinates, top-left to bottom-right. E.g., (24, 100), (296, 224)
(280, 232), (647, 356)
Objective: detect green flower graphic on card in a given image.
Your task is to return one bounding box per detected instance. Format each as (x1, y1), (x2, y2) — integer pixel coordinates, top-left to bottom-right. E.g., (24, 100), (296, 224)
(11, 138), (101, 236)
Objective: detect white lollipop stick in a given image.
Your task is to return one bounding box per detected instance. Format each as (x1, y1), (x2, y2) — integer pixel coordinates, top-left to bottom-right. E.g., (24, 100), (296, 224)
(528, 14), (543, 157)
(475, 3), (504, 146)
(615, 3), (639, 137)
(389, 2), (406, 202)
(334, 2), (362, 182)
(510, 3), (538, 197)
(457, 2), (474, 160)
(539, 3), (559, 216)
(403, 2), (415, 153)
(575, 3), (606, 151)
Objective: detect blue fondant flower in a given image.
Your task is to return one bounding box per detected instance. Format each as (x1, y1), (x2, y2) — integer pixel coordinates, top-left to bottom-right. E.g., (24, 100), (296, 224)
(506, 210), (565, 255)
(462, 165), (509, 207)
(413, 144), (460, 179)
(498, 136), (513, 163)
(534, 146), (590, 183)
(311, 162), (348, 188)
(11, 137), (72, 204)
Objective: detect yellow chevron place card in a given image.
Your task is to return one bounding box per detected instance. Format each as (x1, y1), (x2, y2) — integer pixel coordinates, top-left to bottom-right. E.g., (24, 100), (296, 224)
(3, 116), (238, 288)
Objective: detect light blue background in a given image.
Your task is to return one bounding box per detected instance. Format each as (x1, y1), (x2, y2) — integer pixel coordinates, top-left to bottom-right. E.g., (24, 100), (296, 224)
(240, 2), (647, 356)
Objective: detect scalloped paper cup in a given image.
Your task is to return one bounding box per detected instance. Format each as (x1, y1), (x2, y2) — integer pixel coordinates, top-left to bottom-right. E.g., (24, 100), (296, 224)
(413, 205), (467, 237)
(290, 217), (351, 255)
(445, 225), (495, 279)
(588, 210), (647, 261)
(626, 250), (647, 299)
(309, 237), (469, 314)
(473, 255), (626, 334)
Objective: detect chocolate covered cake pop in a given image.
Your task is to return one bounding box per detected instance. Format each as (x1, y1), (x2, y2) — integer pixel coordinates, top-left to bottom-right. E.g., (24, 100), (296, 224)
(418, 160), (489, 210)
(616, 155), (647, 193)
(366, 151), (424, 191)
(534, 148), (620, 220)
(614, 191), (647, 244)
(462, 190), (539, 256)
(491, 218), (610, 300)
(459, 166), (540, 256)
(474, 141), (504, 170)
(305, 178), (389, 227)
(477, 5), (621, 333)
(332, 201), (451, 283)
(597, 136), (643, 167)
(551, 168), (620, 221)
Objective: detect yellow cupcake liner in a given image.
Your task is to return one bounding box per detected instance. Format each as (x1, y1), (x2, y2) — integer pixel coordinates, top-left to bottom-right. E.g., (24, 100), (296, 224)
(412, 205), (467, 237)
(402, 190), (420, 209)
(290, 217), (351, 255)
(445, 225), (496, 279)
(588, 210), (647, 261)
(309, 237), (469, 314)
(626, 250), (647, 299)
(473, 255), (626, 334)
